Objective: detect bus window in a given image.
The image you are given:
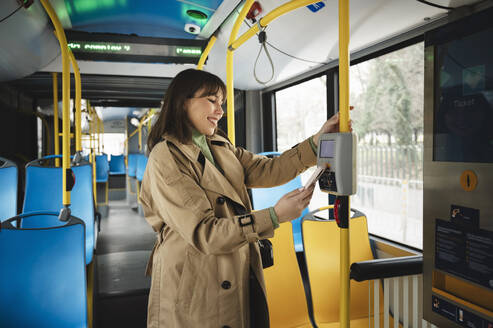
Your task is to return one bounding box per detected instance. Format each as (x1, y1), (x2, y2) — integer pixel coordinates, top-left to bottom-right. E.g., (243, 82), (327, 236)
(350, 42), (424, 248)
(275, 76), (328, 217)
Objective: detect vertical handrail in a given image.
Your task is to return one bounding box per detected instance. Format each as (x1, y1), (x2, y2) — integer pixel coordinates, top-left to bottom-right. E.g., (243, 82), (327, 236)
(68, 49), (82, 152)
(338, 0), (351, 326)
(88, 102), (97, 206)
(41, 0), (71, 206)
(197, 35), (217, 70)
(226, 0), (255, 145)
(52, 72), (60, 167)
(101, 115), (104, 153)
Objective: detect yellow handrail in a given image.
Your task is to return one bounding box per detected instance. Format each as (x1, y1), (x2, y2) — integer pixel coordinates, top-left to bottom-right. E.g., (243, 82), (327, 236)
(88, 102), (97, 206)
(226, 0), (255, 145)
(137, 110), (155, 151)
(128, 128), (139, 139)
(52, 72), (60, 167)
(226, 0), (320, 145)
(338, 0), (351, 327)
(101, 114), (104, 153)
(41, 0), (71, 206)
(197, 35), (217, 70)
(68, 49), (82, 152)
(229, 0), (320, 51)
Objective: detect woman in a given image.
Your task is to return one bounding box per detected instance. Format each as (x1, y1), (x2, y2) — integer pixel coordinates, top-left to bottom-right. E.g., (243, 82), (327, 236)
(140, 69), (342, 328)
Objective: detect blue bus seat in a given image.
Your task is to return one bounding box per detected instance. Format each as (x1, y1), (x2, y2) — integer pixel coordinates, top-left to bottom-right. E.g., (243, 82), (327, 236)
(136, 154), (148, 182)
(95, 154), (109, 183)
(127, 153), (138, 178)
(250, 152), (309, 252)
(109, 154), (126, 175)
(0, 157), (18, 222)
(22, 157), (95, 264)
(0, 212), (87, 328)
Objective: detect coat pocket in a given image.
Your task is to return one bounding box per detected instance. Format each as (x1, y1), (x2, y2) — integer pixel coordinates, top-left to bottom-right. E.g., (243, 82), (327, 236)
(175, 247), (199, 308)
(176, 247), (214, 320)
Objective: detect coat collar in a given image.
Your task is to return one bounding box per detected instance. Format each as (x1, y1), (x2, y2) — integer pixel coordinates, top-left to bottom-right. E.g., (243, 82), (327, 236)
(162, 133), (201, 164)
(162, 133), (230, 163)
(163, 133), (246, 207)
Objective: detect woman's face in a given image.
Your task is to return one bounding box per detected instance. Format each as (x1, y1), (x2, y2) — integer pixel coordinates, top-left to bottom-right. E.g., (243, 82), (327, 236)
(186, 89), (224, 136)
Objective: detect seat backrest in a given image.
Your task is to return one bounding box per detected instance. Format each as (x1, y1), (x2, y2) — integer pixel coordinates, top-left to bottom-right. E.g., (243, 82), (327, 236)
(0, 213), (87, 328)
(127, 153), (138, 177)
(264, 222), (312, 328)
(250, 152), (308, 252)
(136, 154), (148, 182)
(109, 154), (126, 175)
(23, 159), (95, 264)
(96, 154), (109, 182)
(302, 215), (375, 324)
(0, 157), (18, 222)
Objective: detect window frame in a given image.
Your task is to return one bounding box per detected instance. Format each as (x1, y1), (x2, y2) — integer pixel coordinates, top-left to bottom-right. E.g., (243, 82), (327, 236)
(261, 35), (426, 248)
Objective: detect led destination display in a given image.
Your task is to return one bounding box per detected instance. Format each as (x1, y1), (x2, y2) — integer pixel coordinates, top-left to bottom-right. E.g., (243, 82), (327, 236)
(68, 42), (202, 58)
(66, 31), (206, 64)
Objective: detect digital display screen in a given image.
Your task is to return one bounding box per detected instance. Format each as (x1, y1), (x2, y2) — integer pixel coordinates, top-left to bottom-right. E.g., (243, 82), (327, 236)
(68, 42), (202, 58)
(65, 31), (206, 64)
(433, 26), (493, 163)
(319, 140), (335, 158)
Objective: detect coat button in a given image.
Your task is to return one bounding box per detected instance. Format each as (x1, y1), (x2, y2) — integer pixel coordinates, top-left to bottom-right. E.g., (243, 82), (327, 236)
(221, 280), (231, 289)
(216, 196), (225, 205)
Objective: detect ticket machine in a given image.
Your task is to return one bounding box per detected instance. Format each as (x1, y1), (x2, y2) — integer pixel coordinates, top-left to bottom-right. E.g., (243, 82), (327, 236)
(423, 8), (493, 328)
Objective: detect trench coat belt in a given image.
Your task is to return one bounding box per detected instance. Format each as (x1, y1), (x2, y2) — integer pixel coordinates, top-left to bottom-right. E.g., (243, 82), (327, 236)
(145, 230), (164, 276)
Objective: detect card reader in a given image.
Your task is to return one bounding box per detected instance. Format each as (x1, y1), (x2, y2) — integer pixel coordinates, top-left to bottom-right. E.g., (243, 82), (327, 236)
(316, 132), (357, 196)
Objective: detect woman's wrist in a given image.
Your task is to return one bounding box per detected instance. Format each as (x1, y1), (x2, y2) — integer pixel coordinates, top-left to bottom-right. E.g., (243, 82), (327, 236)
(312, 131), (321, 147)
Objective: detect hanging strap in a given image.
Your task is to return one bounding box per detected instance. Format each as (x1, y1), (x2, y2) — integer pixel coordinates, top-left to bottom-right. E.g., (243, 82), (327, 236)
(253, 21), (274, 85)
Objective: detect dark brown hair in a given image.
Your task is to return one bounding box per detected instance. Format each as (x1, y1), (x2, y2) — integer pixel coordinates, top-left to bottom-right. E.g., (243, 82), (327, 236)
(147, 69), (226, 151)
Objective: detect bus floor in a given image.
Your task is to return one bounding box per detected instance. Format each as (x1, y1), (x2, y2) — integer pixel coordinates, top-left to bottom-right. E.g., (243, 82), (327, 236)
(94, 199), (156, 328)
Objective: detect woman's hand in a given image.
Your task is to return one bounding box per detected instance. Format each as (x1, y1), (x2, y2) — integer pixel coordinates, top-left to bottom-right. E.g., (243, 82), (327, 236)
(312, 109), (353, 145)
(274, 185), (315, 224)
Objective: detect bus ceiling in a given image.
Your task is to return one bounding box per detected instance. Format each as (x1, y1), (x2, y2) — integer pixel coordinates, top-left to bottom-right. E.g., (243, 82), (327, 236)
(0, 1), (486, 93)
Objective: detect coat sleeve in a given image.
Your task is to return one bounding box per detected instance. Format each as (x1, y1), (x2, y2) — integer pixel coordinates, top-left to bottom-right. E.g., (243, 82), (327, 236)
(140, 142), (275, 255)
(234, 137), (317, 188)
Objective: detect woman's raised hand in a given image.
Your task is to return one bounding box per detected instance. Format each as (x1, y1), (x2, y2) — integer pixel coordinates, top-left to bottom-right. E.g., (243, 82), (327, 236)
(274, 185), (315, 224)
(313, 109), (353, 145)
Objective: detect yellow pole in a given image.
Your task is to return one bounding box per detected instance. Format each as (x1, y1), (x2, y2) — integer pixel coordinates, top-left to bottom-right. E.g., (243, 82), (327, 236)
(339, 0), (350, 327)
(52, 72), (60, 167)
(68, 49), (82, 152)
(125, 118), (128, 167)
(101, 116), (104, 154)
(138, 123), (142, 151)
(147, 111), (152, 133)
(197, 35), (217, 70)
(90, 106), (97, 207)
(97, 115), (101, 154)
(41, 0), (71, 206)
(226, 0), (255, 145)
(229, 0), (320, 51)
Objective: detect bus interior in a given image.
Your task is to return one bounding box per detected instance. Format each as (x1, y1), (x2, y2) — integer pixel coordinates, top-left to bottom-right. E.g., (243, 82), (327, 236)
(1, 0), (492, 327)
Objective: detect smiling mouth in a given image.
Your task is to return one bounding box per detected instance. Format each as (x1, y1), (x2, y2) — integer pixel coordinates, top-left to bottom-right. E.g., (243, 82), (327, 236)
(208, 118), (218, 126)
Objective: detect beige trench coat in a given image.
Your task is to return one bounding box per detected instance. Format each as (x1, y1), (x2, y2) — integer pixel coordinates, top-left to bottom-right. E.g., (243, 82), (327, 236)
(139, 133), (316, 328)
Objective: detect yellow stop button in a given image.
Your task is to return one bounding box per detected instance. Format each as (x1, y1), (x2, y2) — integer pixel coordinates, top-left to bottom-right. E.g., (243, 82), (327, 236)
(460, 170), (478, 192)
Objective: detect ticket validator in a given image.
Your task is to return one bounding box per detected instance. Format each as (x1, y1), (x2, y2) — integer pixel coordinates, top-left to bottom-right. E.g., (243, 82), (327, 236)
(316, 132), (357, 196)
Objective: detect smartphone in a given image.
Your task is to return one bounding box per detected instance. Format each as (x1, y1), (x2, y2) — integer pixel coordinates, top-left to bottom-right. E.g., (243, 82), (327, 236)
(303, 167), (325, 190)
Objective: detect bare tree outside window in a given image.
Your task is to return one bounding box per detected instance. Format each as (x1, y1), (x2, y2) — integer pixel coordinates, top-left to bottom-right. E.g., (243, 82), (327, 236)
(350, 42), (424, 248)
(276, 76), (329, 216)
